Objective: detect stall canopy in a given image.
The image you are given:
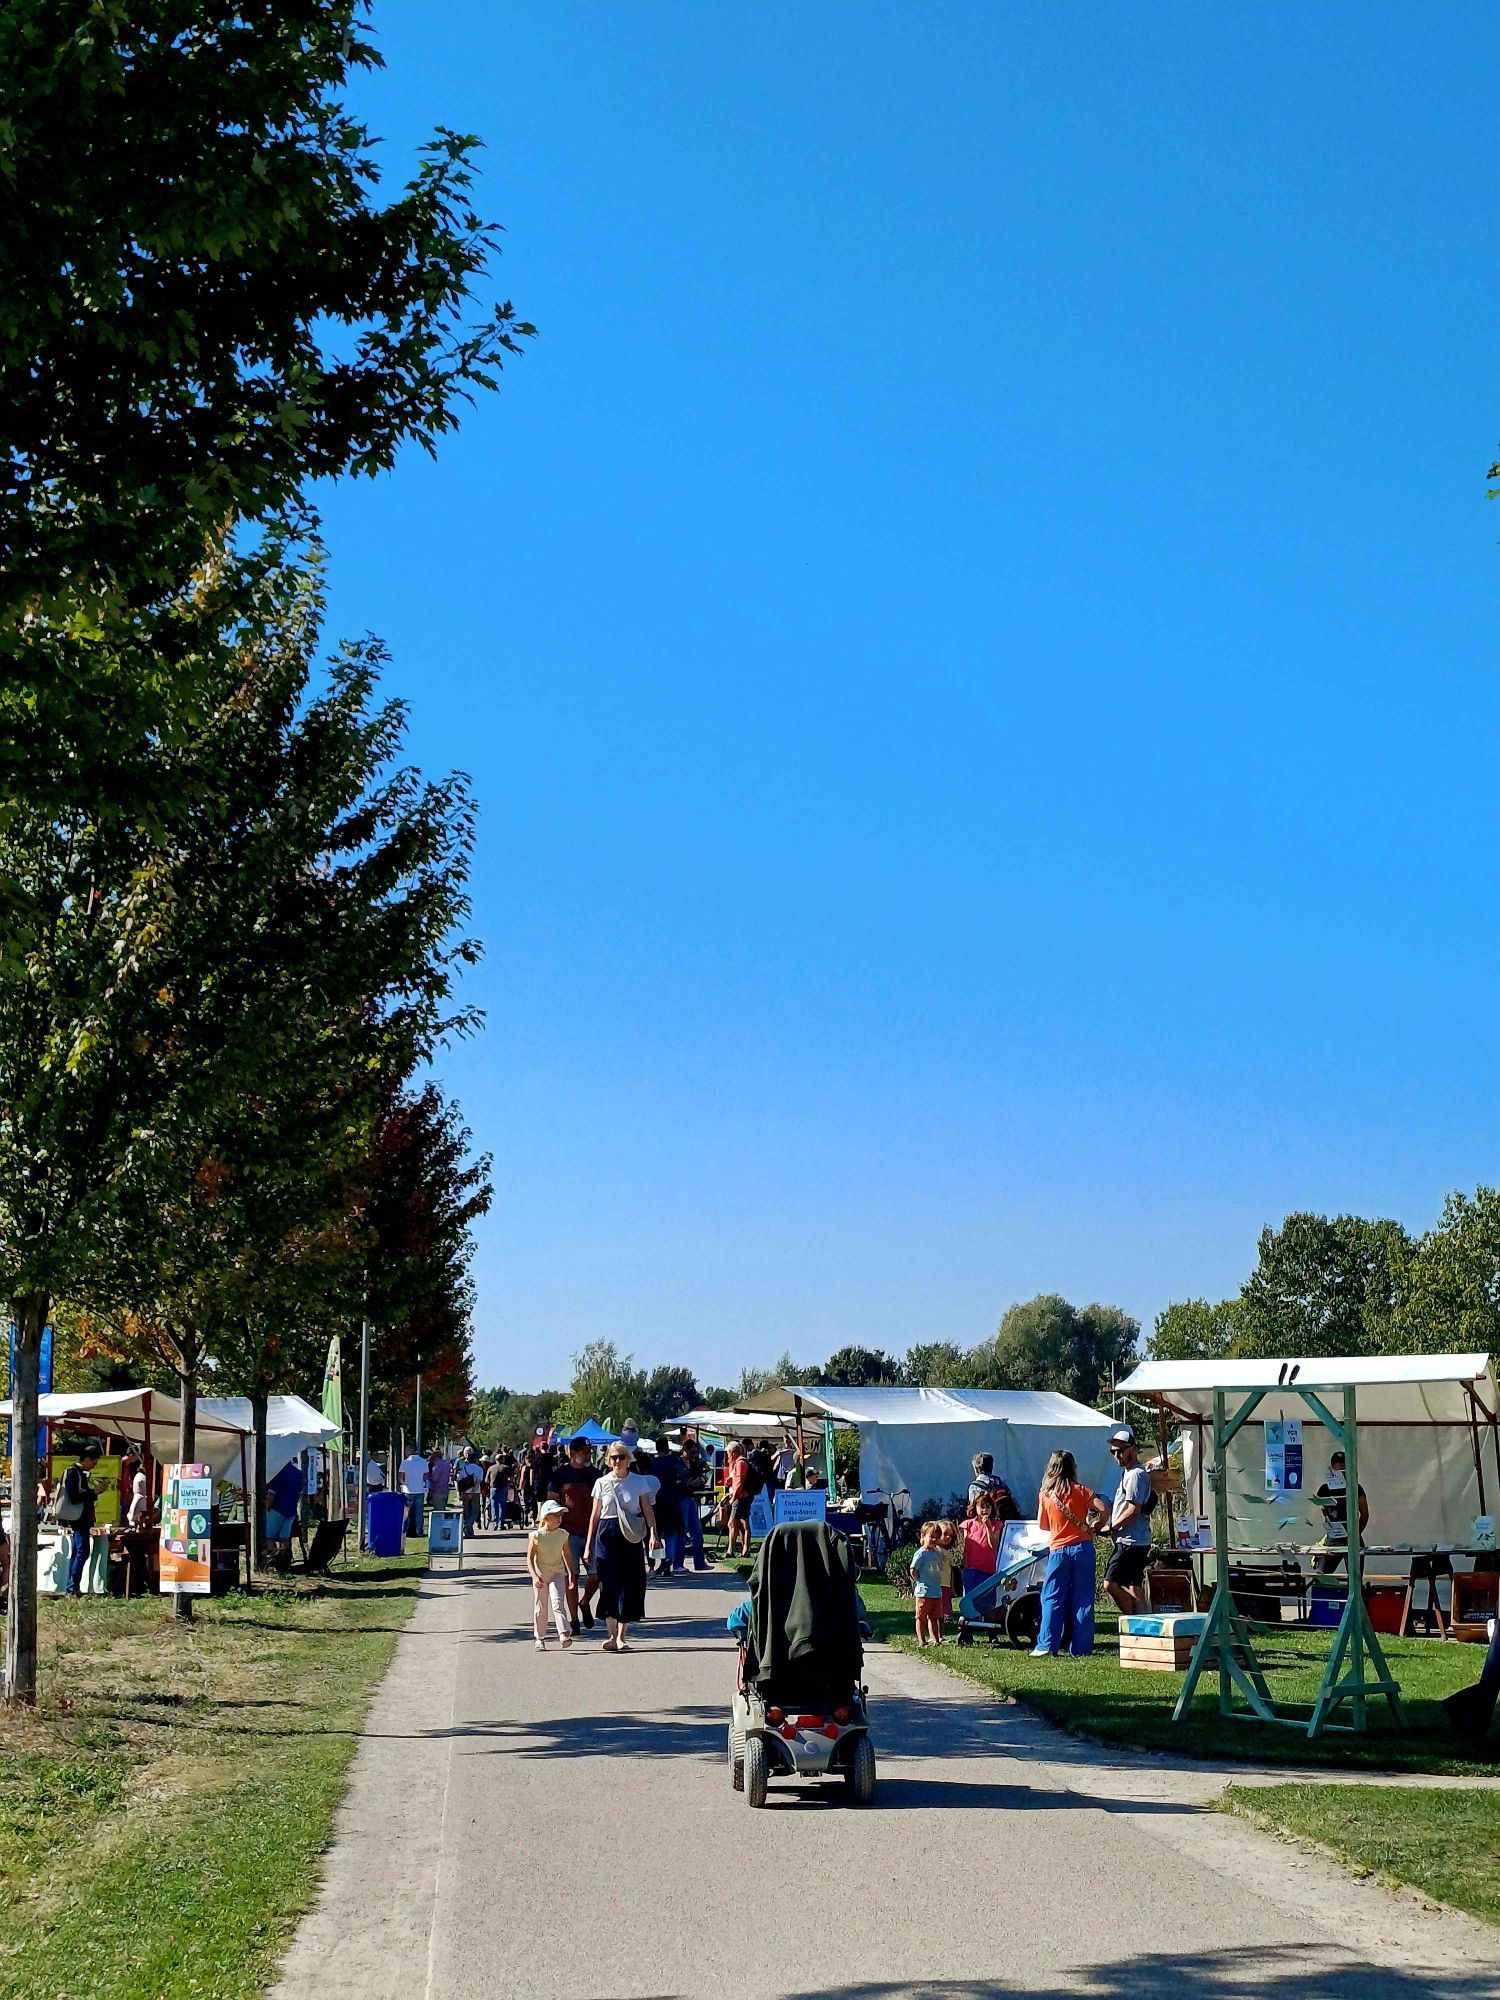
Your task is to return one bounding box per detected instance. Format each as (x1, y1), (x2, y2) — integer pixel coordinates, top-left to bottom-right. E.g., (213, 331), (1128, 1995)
(737, 1385), (1114, 1509)
(555, 1418), (621, 1446)
(1117, 1352), (1500, 1552)
(197, 1395), (340, 1483)
(2, 1389), (251, 1484)
(673, 1408), (793, 1441)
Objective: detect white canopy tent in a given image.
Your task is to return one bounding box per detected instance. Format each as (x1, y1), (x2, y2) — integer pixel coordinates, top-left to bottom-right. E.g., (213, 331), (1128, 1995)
(1116, 1353), (1500, 1554)
(1, 1388), (251, 1484)
(737, 1384), (1115, 1509)
(198, 1395), (340, 1485)
(672, 1408), (794, 1442)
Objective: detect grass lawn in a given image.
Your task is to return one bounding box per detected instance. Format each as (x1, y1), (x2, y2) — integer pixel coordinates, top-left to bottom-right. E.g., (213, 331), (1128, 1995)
(1224, 1782), (1500, 1925)
(0, 1547), (426, 1999)
(851, 1574), (1500, 1776)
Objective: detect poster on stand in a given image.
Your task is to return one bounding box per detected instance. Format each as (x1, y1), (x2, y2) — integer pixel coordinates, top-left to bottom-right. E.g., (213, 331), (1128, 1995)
(748, 1490), (774, 1540)
(160, 1463), (214, 1595)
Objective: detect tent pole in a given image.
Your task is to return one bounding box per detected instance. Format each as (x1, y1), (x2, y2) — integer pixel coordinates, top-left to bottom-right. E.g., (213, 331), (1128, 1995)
(239, 1433), (252, 1593)
(1465, 1386), (1488, 1516)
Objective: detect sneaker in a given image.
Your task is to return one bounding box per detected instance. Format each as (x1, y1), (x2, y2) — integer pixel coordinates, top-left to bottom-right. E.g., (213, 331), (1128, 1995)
(535, 1639), (546, 1652)
(1028, 1647), (1055, 1658)
(561, 1634), (573, 1648)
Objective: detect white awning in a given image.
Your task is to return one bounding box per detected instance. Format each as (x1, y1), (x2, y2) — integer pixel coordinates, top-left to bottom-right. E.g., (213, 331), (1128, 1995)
(1, 1389), (251, 1483)
(1117, 1353), (1496, 1425)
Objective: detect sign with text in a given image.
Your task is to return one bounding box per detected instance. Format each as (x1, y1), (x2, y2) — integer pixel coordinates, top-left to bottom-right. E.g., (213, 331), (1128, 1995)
(1264, 1418), (1303, 1493)
(160, 1463), (213, 1595)
(772, 1488), (827, 1526)
(748, 1490), (774, 1540)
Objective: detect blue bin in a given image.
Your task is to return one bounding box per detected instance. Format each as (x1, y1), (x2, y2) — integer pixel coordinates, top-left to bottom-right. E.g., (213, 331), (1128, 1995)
(366, 1490), (406, 1558)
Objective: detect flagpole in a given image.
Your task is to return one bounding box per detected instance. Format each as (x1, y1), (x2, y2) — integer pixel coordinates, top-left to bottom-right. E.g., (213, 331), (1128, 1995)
(357, 1303), (371, 1554)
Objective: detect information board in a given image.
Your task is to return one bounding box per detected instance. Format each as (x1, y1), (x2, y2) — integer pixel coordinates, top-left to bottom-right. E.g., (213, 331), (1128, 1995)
(1264, 1418), (1303, 1493)
(160, 1463), (213, 1595)
(748, 1490), (774, 1540)
(772, 1488), (827, 1526)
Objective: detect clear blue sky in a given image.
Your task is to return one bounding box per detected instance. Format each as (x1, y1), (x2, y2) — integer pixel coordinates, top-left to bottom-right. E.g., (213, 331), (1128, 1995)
(320, 2), (1500, 1394)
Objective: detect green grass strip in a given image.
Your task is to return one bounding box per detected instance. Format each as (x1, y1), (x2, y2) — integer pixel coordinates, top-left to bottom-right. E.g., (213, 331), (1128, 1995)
(1225, 1782), (1500, 1925)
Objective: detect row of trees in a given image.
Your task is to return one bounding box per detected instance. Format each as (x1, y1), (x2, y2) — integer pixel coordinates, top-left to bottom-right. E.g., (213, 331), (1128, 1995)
(474, 1297), (1143, 1447)
(1150, 1195), (1500, 1363)
(0, 3), (525, 1702)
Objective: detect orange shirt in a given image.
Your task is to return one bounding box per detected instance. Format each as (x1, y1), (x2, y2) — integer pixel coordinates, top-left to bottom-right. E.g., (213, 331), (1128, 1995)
(1038, 1484), (1096, 1550)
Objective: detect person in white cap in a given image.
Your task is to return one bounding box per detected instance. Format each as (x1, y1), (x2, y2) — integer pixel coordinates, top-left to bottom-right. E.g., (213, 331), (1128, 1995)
(528, 1499), (578, 1651)
(1102, 1426), (1155, 1617)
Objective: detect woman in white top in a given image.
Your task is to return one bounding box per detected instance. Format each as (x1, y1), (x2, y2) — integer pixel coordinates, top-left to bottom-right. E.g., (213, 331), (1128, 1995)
(582, 1445), (660, 1652)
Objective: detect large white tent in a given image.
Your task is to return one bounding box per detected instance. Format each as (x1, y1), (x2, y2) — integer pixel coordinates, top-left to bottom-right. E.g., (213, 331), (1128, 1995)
(198, 1395), (340, 1483)
(738, 1384), (1115, 1509)
(1, 1388), (251, 1483)
(1117, 1353), (1500, 1554)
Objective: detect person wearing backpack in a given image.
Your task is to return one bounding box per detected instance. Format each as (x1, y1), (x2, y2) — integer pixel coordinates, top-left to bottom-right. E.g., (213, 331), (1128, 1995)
(1102, 1425), (1156, 1617)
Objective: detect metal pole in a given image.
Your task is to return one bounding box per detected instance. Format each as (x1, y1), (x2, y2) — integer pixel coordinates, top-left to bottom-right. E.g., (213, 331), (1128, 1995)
(357, 1313), (371, 1553)
(415, 1372), (422, 1453)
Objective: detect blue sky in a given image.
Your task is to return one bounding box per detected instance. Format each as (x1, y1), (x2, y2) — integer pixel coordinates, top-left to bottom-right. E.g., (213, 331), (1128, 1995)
(320, 2), (1500, 1393)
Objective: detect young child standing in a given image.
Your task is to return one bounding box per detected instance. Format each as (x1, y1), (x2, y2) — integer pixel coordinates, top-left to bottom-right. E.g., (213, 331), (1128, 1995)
(909, 1520), (947, 1646)
(528, 1499), (578, 1651)
(937, 1518), (962, 1629)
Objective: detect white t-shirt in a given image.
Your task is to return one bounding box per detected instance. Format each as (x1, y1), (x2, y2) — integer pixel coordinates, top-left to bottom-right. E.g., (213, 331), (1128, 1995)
(366, 1459), (387, 1489)
(127, 1470), (149, 1526)
(773, 1445), (796, 1479)
(398, 1454), (429, 1496)
(595, 1471), (653, 1529)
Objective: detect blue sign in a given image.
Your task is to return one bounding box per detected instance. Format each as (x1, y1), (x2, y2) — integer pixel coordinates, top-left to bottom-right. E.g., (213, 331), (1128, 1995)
(6, 1321), (52, 1456)
(748, 1490), (774, 1539)
(773, 1488), (827, 1526)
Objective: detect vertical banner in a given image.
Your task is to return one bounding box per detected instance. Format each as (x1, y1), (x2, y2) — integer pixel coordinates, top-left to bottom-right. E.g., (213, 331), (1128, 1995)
(322, 1335), (345, 1522)
(1264, 1420), (1285, 1493)
(160, 1462), (214, 1595)
(6, 1321), (53, 1458)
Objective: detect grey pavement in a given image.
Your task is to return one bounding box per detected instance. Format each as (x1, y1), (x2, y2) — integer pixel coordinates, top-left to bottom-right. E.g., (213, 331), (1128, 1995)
(275, 1535), (1498, 2000)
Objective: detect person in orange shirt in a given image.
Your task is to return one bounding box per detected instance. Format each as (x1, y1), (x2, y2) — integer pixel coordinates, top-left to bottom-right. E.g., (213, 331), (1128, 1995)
(1033, 1450), (1108, 1658)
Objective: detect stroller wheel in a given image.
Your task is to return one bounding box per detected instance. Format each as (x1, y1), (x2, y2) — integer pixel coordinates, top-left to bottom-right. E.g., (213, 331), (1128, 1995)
(843, 1734), (876, 1806)
(1005, 1593), (1041, 1651)
(744, 1734), (770, 1808)
(727, 1722), (745, 1793)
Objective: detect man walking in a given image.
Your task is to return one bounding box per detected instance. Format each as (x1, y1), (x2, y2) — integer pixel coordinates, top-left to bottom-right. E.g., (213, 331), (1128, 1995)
(548, 1438), (602, 1632)
(1101, 1426), (1154, 1617)
(59, 1444), (102, 1595)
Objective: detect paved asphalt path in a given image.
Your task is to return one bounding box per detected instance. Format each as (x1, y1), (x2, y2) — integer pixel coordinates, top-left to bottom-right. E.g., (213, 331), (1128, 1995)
(276, 1534), (1498, 2000)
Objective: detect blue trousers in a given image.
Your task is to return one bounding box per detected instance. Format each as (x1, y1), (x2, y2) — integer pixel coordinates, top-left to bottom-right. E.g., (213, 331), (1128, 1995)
(1036, 1540), (1095, 1655)
(66, 1529), (90, 1595)
(683, 1505), (706, 1565)
(663, 1530), (685, 1572)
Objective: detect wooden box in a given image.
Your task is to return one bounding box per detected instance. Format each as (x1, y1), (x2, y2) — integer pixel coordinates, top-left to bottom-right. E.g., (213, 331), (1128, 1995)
(1119, 1634), (1197, 1672)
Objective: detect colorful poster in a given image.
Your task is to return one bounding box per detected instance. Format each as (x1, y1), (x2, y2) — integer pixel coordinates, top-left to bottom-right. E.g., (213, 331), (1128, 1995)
(159, 1463), (214, 1595)
(1265, 1418), (1303, 1492)
(772, 1488), (827, 1526)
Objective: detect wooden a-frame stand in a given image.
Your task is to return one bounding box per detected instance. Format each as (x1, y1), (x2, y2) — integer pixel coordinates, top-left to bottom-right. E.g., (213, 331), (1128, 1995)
(1172, 1382), (1406, 1740)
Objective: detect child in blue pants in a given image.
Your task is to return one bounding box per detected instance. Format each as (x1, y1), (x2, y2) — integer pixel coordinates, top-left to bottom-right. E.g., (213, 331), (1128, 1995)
(1032, 1451), (1105, 1657)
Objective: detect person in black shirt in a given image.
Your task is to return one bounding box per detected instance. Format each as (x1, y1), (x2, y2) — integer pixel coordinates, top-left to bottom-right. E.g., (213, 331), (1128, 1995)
(648, 1436), (688, 1576)
(548, 1440), (602, 1632)
(60, 1445), (102, 1596)
(1313, 1450), (1369, 1574)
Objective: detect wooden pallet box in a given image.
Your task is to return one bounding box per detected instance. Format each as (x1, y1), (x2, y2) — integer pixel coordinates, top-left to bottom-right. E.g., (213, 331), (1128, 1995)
(1118, 1612), (1206, 1674)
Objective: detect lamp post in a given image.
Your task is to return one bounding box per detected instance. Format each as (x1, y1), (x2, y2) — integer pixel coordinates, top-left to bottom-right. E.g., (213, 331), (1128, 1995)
(356, 1308), (371, 1553)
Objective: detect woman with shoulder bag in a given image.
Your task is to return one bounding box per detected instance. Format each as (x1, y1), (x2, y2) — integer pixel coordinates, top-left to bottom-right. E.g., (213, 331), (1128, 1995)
(582, 1444), (660, 1652)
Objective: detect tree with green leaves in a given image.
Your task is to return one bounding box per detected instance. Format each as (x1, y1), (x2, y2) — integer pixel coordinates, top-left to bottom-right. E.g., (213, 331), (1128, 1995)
(820, 1344), (902, 1388)
(1149, 1297), (1243, 1362)
(1233, 1213), (1412, 1359)
(901, 1340), (970, 1387)
(639, 1366), (701, 1426)
(1388, 1188), (1500, 1355)
(555, 1341), (645, 1436)
(971, 1294), (1139, 1407)
(0, 0), (532, 806)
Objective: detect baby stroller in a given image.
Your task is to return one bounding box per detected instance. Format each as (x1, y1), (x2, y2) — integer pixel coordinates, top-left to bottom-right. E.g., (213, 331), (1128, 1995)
(728, 1521), (876, 1808)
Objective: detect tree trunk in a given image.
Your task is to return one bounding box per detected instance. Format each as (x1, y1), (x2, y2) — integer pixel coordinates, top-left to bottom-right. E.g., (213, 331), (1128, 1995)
(4, 1291), (49, 1707)
(250, 1387), (269, 1573)
(174, 1337), (199, 1624)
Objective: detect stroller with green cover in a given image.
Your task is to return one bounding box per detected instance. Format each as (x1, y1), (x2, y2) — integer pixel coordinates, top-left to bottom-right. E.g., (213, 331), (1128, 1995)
(727, 1521), (876, 1808)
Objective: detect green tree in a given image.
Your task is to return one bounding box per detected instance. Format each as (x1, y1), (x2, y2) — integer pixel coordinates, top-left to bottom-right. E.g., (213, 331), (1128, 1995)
(901, 1341), (971, 1387)
(640, 1366), (701, 1426)
(0, 0), (532, 803)
(974, 1294), (1139, 1407)
(1234, 1213), (1412, 1359)
(820, 1345), (901, 1388)
(1388, 1188), (1500, 1354)
(556, 1341), (645, 1435)
(1149, 1298), (1243, 1362)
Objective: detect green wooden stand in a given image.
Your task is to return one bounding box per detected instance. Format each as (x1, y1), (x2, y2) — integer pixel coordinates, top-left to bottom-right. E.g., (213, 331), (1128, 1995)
(1172, 1382), (1406, 1739)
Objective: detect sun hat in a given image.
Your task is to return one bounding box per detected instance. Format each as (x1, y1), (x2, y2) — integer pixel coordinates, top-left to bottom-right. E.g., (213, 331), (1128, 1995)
(537, 1499), (565, 1521)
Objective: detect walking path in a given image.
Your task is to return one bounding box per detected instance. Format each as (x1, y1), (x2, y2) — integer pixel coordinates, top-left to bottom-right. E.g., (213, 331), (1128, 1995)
(275, 1538), (1499, 2000)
